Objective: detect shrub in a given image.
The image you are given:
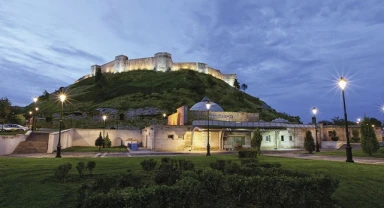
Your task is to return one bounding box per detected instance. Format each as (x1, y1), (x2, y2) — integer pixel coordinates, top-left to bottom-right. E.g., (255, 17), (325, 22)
(76, 162), (85, 177)
(95, 132), (104, 152)
(251, 128), (263, 155)
(330, 130), (339, 141)
(86, 161), (96, 175)
(304, 130), (315, 153)
(360, 118), (380, 155)
(238, 149), (258, 158)
(104, 133), (111, 148)
(140, 159), (157, 171)
(54, 163), (72, 182)
(351, 129), (360, 143)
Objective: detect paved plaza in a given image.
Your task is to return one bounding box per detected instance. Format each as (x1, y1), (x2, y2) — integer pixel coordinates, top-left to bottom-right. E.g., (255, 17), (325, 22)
(2, 148), (384, 165)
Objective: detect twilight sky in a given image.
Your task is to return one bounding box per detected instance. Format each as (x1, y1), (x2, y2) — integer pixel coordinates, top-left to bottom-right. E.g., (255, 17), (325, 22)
(1, 0), (384, 123)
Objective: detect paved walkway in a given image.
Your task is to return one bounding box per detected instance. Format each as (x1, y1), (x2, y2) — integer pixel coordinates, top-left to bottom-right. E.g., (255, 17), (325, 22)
(3, 149), (384, 165)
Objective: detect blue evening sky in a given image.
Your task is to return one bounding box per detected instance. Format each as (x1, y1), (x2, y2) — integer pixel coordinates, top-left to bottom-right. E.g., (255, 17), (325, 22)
(1, 0), (384, 123)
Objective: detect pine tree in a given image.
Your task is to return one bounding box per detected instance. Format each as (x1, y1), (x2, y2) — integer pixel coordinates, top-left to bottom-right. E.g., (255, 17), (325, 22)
(251, 128), (263, 155)
(304, 130), (315, 153)
(105, 132), (112, 148)
(95, 132), (104, 152)
(360, 117), (379, 156)
(233, 79), (240, 90)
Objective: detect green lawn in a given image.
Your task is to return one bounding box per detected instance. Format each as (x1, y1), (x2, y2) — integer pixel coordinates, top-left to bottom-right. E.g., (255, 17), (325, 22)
(0, 155), (383, 208)
(317, 147), (384, 158)
(62, 146), (128, 152)
(0, 131), (26, 135)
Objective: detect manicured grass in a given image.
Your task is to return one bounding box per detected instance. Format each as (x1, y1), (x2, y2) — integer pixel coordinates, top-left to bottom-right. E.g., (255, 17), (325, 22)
(0, 155), (383, 208)
(316, 147), (384, 158)
(62, 146), (128, 152)
(0, 131), (26, 135)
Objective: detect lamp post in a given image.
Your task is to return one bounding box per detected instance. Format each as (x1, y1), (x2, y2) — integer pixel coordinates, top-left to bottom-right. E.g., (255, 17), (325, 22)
(35, 107), (39, 131)
(102, 115), (107, 139)
(29, 111), (33, 129)
(205, 101), (211, 156)
(56, 93), (66, 158)
(312, 107), (320, 152)
(338, 77), (354, 163)
(32, 97), (38, 131)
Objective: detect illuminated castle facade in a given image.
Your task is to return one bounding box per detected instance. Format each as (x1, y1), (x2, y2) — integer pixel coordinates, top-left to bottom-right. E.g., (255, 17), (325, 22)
(86, 52), (236, 86)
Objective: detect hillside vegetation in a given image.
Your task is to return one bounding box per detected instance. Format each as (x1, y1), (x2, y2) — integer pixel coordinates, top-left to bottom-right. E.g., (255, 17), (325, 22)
(33, 70), (300, 122)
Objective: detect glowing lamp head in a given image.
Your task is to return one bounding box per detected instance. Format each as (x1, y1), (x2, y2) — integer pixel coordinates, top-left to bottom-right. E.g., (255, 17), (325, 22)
(35, 107), (39, 111)
(102, 115), (107, 121)
(33, 97), (38, 103)
(205, 101), (211, 110)
(372, 125), (375, 128)
(29, 111), (32, 115)
(59, 94), (66, 102)
(338, 77), (347, 90)
(163, 113), (166, 118)
(312, 107), (317, 115)
(357, 118), (361, 122)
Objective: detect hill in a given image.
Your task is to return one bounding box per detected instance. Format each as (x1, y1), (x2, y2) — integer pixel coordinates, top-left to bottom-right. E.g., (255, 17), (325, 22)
(32, 70), (301, 123)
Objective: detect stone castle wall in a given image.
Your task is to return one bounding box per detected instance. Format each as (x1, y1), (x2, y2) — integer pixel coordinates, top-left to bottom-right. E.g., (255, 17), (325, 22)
(88, 52), (236, 86)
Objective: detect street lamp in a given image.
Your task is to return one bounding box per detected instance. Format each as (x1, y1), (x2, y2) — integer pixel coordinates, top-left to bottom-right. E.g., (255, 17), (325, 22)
(29, 111), (33, 129)
(56, 93), (66, 158)
(338, 77), (354, 163)
(312, 107), (320, 152)
(102, 115), (107, 139)
(32, 97), (38, 131)
(357, 118), (361, 125)
(205, 101), (211, 156)
(35, 107), (39, 131)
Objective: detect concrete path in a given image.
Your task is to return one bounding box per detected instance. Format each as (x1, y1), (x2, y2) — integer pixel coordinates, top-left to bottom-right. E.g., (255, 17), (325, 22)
(3, 149), (384, 165)
(262, 151), (384, 165)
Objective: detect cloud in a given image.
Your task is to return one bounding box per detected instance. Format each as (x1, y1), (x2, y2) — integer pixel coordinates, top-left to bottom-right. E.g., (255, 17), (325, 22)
(0, 0), (383, 123)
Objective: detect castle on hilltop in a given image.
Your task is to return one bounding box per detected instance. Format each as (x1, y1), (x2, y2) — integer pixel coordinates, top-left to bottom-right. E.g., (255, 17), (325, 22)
(78, 52), (236, 86)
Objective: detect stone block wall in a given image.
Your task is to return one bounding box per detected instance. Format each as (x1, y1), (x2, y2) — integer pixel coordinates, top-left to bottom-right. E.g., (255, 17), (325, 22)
(189, 111), (259, 123)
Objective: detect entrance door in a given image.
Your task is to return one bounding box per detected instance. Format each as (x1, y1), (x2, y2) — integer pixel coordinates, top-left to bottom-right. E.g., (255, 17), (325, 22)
(227, 136), (245, 148)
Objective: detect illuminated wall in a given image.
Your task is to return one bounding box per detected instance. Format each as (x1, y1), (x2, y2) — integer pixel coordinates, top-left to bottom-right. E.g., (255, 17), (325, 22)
(88, 52), (237, 86)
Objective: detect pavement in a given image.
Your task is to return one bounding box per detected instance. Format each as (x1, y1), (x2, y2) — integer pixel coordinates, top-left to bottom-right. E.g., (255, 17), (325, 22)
(2, 148), (384, 165)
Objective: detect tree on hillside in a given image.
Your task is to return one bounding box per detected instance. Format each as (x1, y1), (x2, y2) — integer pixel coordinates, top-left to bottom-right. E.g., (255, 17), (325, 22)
(360, 117), (379, 156)
(95, 68), (103, 83)
(251, 128), (263, 155)
(0, 97), (11, 129)
(233, 79), (240, 90)
(241, 83), (248, 92)
(304, 130), (315, 153)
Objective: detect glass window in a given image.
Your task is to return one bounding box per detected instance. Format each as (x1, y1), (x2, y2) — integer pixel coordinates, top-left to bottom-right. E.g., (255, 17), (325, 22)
(281, 135), (284, 141)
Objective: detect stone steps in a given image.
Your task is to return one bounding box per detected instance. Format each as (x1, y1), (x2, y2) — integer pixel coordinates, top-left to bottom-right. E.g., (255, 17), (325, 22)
(12, 132), (50, 154)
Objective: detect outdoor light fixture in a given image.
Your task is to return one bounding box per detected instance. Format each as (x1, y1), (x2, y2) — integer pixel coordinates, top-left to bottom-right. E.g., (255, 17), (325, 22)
(338, 77), (354, 163)
(357, 118), (361, 124)
(102, 115), (107, 139)
(205, 101), (211, 156)
(312, 107), (320, 152)
(163, 113), (166, 118)
(32, 97), (38, 131)
(56, 93), (67, 158)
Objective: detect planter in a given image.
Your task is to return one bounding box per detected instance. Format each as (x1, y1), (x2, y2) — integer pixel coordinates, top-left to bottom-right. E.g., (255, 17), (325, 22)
(321, 141), (344, 149)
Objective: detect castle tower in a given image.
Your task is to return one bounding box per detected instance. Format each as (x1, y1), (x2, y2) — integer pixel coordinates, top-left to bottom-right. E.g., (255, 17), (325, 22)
(196, 62), (208, 74)
(91, 65), (101, 76)
(114, 55), (128, 73)
(154, 52), (172, 72)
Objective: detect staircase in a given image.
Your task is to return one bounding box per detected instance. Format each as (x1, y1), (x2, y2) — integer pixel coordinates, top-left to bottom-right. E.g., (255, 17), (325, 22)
(12, 132), (50, 154)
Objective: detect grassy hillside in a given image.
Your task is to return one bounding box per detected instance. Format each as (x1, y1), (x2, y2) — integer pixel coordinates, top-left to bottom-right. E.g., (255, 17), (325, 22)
(32, 70), (300, 122)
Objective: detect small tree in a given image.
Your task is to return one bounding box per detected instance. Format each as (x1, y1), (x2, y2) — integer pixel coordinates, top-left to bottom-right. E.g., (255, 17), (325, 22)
(360, 118), (379, 156)
(304, 130), (315, 153)
(76, 162), (85, 177)
(95, 132), (104, 152)
(351, 129), (360, 143)
(241, 83), (248, 92)
(233, 79), (240, 90)
(251, 128), (263, 155)
(86, 161), (96, 175)
(330, 130), (339, 141)
(105, 132), (112, 148)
